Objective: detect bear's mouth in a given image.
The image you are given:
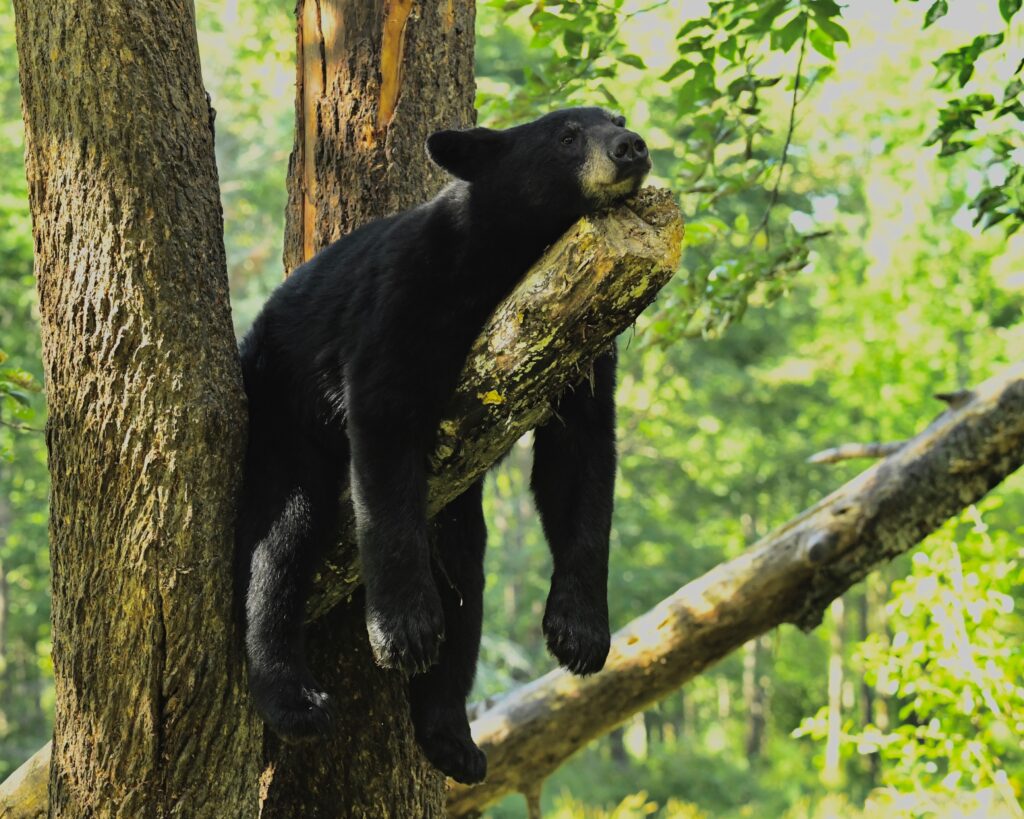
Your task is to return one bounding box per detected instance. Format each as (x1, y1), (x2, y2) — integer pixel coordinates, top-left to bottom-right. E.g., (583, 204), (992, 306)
(580, 148), (651, 206)
(602, 163), (651, 203)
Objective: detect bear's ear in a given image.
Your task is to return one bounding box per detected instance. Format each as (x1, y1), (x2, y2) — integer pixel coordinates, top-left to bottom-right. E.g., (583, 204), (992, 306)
(426, 127), (506, 181)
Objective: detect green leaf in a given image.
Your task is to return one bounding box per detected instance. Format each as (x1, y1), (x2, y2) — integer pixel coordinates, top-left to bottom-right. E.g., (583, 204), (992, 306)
(6, 390), (30, 407)
(999, 0), (1022, 22)
(618, 54), (647, 70)
(675, 18), (709, 40)
(924, 0), (948, 27)
(808, 26), (835, 60)
(746, 0), (787, 35)
(776, 13), (807, 53)
(660, 58), (694, 83)
(562, 28), (584, 56)
(815, 16), (849, 43)
(808, 0), (842, 16)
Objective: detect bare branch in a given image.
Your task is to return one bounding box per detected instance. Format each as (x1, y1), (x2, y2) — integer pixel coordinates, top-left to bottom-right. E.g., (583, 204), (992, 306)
(807, 441), (904, 464)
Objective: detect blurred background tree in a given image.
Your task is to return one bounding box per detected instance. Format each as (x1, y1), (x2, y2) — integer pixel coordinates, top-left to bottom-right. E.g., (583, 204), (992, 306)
(0, 0), (1021, 816)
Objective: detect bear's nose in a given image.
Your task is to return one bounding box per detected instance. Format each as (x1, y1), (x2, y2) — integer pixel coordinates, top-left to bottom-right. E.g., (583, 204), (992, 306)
(609, 132), (648, 164)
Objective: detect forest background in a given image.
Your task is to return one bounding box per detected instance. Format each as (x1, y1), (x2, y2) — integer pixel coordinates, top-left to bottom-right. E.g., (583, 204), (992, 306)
(0, 0), (1022, 816)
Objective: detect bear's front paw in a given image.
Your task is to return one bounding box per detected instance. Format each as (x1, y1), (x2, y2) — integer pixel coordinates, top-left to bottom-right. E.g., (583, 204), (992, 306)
(366, 584), (445, 675)
(249, 667), (333, 742)
(543, 589), (610, 676)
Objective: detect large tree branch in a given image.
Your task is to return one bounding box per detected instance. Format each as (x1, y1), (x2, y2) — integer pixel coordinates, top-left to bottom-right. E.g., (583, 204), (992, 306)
(307, 186), (685, 618)
(448, 363), (1024, 817)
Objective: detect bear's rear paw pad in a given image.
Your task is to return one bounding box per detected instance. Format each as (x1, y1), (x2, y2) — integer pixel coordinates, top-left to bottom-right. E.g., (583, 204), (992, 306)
(366, 589), (445, 675)
(250, 671), (333, 742)
(417, 726), (487, 784)
(543, 593), (610, 676)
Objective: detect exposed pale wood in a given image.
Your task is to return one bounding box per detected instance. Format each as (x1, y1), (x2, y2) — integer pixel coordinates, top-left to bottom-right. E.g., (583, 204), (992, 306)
(447, 363), (1024, 817)
(0, 743), (47, 819)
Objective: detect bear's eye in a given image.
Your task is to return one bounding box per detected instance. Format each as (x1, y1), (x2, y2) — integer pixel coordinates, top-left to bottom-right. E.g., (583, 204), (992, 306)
(560, 133), (575, 145)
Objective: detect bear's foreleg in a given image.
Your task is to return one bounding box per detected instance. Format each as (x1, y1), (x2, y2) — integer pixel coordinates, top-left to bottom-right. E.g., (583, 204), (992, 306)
(346, 373), (446, 675)
(530, 347), (617, 675)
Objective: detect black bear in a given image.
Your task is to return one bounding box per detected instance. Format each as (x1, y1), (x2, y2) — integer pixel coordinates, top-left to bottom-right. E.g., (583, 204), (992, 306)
(236, 107), (650, 784)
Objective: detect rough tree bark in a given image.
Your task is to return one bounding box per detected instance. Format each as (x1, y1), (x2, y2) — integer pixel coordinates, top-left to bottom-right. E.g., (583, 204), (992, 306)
(11, 0), (258, 816)
(258, 2), (477, 815)
(448, 363), (1024, 816)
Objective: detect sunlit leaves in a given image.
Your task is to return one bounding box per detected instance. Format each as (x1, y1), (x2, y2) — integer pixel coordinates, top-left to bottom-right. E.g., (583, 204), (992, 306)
(923, 0), (948, 27)
(839, 509), (1024, 811)
(999, 0), (1023, 21)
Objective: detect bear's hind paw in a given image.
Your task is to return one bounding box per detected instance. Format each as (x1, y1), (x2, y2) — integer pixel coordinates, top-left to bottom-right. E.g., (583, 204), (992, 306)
(252, 677), (333, 742)
(417, 727), (487, 785)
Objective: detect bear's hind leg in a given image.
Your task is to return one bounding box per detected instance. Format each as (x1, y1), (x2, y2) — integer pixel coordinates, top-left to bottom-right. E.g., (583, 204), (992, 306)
(409, 479), (488, 785)
(239, 439), (339, 741)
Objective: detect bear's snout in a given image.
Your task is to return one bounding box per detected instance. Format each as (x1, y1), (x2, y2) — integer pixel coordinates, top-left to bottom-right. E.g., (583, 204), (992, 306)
(608, 131), (650, 174)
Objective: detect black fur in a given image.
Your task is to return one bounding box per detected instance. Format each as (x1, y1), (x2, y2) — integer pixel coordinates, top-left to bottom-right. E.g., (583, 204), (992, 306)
(236, 107), (650, 784)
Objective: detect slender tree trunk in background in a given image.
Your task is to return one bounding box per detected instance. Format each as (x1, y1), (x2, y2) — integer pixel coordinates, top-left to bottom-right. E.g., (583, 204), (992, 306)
(608, 728), (629, 768)
(259, 2), (476, 814)
(0, 497), (9, 666)
(858, 586), (879, 785)
(742, 636), (767, 763)
(740, 512), (766, 763)
(822, 597), (846, 789)
(12, 0), (258, 815)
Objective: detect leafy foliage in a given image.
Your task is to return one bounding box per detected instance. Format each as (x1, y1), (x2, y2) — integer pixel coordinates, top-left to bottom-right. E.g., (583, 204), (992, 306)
(796, 506), (1023, 817)
(916, 0), (1024, 234)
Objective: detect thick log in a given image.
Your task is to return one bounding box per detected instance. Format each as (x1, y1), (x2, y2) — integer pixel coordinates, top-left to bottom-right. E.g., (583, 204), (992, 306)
(0, 743), (47, 819)
(448, 363), (1024, 817)
(306, 185), (686, 618)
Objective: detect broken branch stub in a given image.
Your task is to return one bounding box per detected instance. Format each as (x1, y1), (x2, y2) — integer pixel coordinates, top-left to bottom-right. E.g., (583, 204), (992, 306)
(306, 187), (685, 619)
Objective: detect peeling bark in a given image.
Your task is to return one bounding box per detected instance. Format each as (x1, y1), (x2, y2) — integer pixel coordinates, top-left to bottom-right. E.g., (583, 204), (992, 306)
(12, 0), (258, 816)
(447, 364), (1024, 817)
(285, 0), (477, 270)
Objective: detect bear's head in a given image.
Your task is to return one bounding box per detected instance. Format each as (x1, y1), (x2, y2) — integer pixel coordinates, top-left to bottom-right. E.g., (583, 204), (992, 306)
(427, 107), (651, 224)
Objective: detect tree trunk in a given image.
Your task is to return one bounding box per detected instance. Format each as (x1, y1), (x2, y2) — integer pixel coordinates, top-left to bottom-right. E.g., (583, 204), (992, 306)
(858, 586), (880, 785)
(12, 0), (258, 816)
(822, 598), (845, 788)
(260, 1), (476, 814)
(742, 636), (767, 763)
